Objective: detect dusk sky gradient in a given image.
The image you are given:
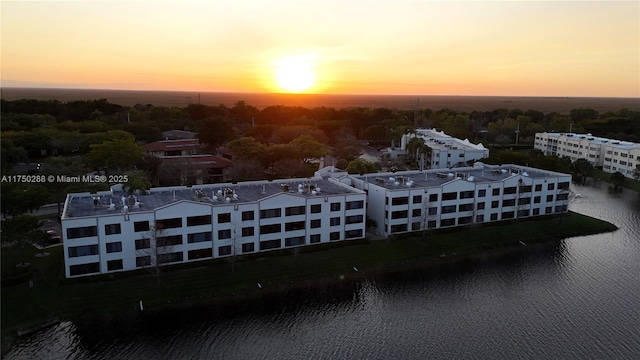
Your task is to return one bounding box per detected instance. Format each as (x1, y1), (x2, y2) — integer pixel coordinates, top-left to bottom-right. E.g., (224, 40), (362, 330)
(2, 0), (639, 97)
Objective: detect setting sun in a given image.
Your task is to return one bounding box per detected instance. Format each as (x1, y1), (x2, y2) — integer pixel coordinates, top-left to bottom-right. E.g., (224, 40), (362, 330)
(274, 55), (316, 93)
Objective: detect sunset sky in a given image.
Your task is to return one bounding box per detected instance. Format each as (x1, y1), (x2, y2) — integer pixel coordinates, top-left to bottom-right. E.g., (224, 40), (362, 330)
(2, 1), (638, 97)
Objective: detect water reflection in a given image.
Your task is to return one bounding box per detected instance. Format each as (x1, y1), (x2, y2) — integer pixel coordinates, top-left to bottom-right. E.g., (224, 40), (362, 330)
(6, 183), (640, 359)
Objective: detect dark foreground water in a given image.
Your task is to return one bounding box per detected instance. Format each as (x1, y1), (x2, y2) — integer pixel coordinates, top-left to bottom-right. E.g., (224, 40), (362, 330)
(6, 182), (640, 359)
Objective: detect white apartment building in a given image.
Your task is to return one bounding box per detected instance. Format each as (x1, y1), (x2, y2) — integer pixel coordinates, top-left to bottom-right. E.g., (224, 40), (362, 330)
(61, 169), (366, 278)
(534, 132), (640, 178)
(401, 129), (489, 169)
(345, 163), (571, 237)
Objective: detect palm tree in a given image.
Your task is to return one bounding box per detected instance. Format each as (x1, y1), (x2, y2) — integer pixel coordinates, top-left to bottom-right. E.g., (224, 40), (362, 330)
(406, 136), (425, 168)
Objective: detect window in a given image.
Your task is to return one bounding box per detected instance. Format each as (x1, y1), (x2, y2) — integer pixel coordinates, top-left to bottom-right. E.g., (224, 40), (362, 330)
(188, 232), (212, 243)
(158, 252), (183, 264)
(107, 259), (123, 271)
(285, 206), (306, 216)
(68, 245), (99, 258)
(412, 209), (421, 217)
(218, 229), (231, 239)
(517, 209), (530, 217)
(345, 229), (363, 239)
(478, 189), (486, 197)
(106, 242), (122, 253)
(218, 246), (231, 256)
(504, 187), (517, 195)
(134, 221), (149, 232)
(188, 248), (212, 260)
(136, 256), (151, 267)
(518, 197), (531, 205)
(491, 200), (499, 209)
(546, 195), (554, 202)
(346, 200), (365, 209)
(476, 214), (484, 223)
(330, 202), (342, 211)
(242, 227), (255, 237)
(66, 226), (97, 239)
(330, 232), (340, 241)
(534, 196), (541, 204)
(502, 211), (515, 219)
(260, 224), (281, 235)
(490, 213), (498, 221)
(135, 238), (150, 250)
(460, 191), (474, 199)
(310, 204), (322, 213)
(310, 234), (321, 243)
(477, 202), (485, 210)
(285, 221), (305, 231)
(558, 182), (570, 190)
(412, 196), (422, 204)
(69, 263), (99, 276)
(218, 213), (231, 223)
(557, 193), (569, 201)
(260, 208), (281, 219)
(428, 207), (438, 215)
(412, 222), (421, 230)
(548, 183), (555, 190)
(502, 199), (516, 207)
(242, 211), (254, 221)
(158, 218), (182, 229)
(285, 236), (305, 247)
(429, 194), (438, 202)
(427, 220), (437, 229)
(346, 215), (364, 224)
(458, 216), (472, 225)
(330, 217), (341, 226)
(441, 205), (456, 214)
(533, 208), (540, 216)
(260, 239), (281, 250)
(442, 192), (457, 201)
(545, 206), (553, 214)
(535, 184), (542, 192)
(187, 215), (211, 226)
(242, 243), (255, 253)
(458, 203), (474, 212)
(310, 219), (321, 228)
(157, 235), (182, 246)
(441, 218), (455, 227)
(519, 185), (532, 193)
(492, 189), (500, 196)
(105, 223), (121, 235)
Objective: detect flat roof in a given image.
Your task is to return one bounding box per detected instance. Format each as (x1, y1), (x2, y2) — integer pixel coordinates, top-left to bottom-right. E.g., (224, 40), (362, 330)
(540, 133), (640, 149)
(63, 177), (362, 219)
(353, 164), (569, 191)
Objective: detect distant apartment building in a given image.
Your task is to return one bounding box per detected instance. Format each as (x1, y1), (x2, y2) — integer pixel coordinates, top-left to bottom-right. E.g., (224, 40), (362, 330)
(144, 139), (233, 185)
(346, 163), (571, 237)
(401, 129), (489, 169)
(534, 132), (640, 178)
(61, 169), (367, 278)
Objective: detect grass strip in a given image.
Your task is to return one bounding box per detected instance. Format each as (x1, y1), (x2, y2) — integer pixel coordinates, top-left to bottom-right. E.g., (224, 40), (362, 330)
(1, 211), (616, 354)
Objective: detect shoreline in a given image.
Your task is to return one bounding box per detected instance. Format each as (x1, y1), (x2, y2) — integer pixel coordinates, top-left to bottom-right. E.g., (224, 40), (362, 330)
(1, 212), (617, 355)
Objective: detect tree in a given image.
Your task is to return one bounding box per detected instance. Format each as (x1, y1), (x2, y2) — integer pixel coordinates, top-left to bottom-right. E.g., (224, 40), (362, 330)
(1, 215), (43, 266)
(227, 137), (266, 161)
(197, 117), (235, 152)
(138, 222), (174, 286)
(227, 159), (264, 182)
(610, 171), (626, 191)
(345, 158), (378, 174)
(271, 125), (328, 144)
(85, 138), (145, 176)
(571, 159), (594, 185)
(289, 135), (328, 164)
(1, 183), (53, 219)
(124, 170), (151, 195)
(633, 164), (640, 181)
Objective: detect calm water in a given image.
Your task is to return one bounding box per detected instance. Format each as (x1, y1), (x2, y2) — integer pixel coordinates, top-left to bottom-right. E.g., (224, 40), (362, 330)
(6, 182), (640, 359)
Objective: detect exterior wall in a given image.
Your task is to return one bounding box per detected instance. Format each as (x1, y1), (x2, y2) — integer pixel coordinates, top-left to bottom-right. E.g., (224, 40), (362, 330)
(535, 132), (639, 178)
(351, 169), (571, 237)
(62, 185), (366, 278)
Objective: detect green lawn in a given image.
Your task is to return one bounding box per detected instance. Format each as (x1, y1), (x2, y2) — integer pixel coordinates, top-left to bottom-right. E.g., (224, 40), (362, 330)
(1, 211), (616, 354)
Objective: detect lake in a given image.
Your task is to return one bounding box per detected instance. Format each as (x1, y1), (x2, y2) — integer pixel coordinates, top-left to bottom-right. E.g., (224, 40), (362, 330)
(5, 181), (640, 359)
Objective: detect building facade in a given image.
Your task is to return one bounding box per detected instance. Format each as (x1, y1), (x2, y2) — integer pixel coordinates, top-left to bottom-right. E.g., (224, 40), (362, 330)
(401, 129), (489, 169)
(534, 132), (640, 178)
(61, 170), (366, 278)
(346, 163), (571, 237)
